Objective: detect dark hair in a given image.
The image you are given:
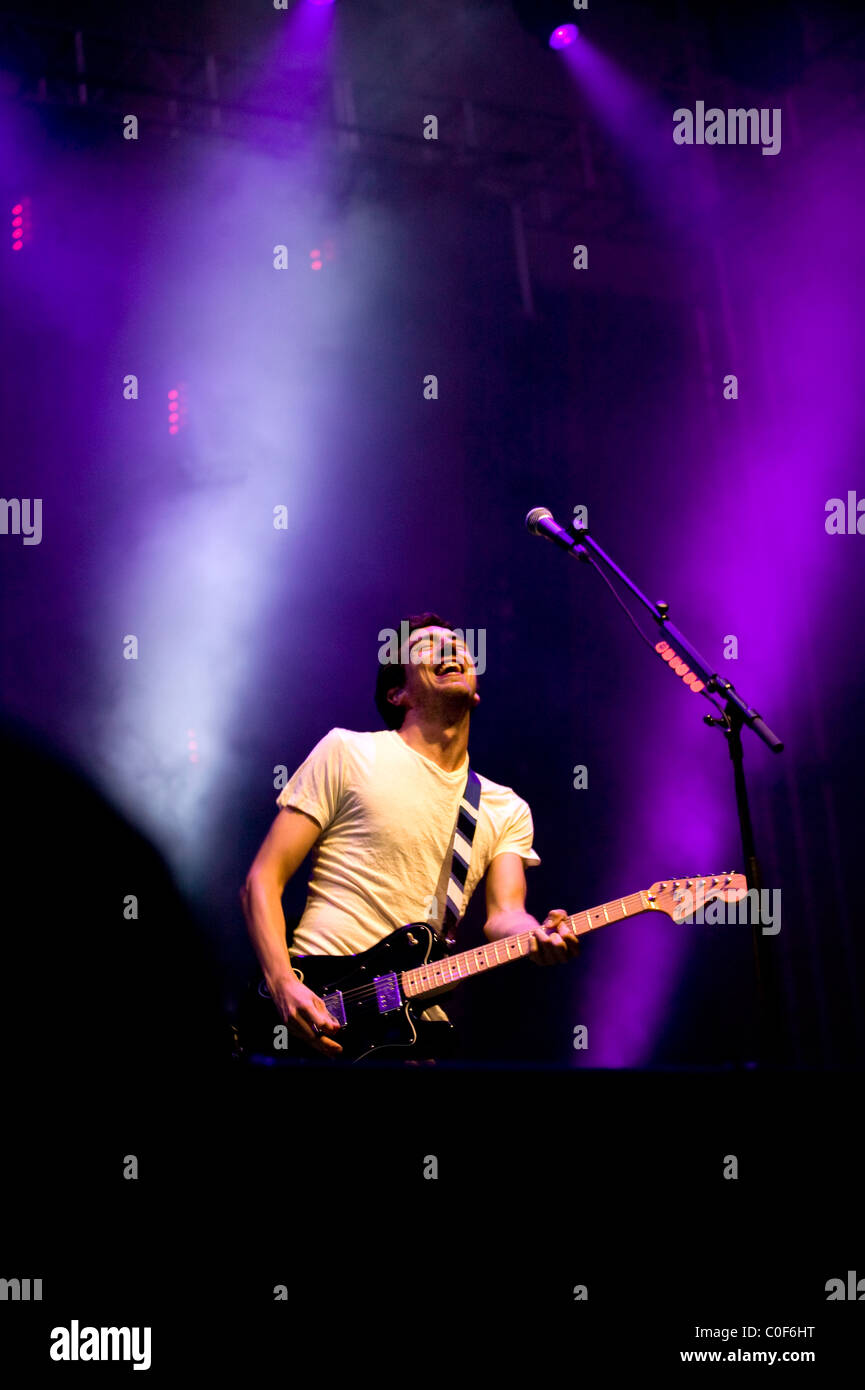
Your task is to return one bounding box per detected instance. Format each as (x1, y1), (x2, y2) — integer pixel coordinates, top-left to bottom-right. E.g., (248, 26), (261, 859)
(375, 612), (452, 730)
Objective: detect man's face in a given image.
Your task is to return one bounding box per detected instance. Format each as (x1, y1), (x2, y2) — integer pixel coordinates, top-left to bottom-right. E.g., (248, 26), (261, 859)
(393, 625), (480, 717)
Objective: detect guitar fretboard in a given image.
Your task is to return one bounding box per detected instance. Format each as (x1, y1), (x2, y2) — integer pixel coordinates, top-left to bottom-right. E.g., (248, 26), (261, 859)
(401, 890), (651, 1000)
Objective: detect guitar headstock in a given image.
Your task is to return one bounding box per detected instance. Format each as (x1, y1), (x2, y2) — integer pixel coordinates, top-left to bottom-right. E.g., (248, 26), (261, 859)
(647, 873), (748, 922)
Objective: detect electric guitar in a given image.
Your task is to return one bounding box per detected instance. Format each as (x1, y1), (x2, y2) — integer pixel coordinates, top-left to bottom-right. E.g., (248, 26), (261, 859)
(237, 873), (747, 1064)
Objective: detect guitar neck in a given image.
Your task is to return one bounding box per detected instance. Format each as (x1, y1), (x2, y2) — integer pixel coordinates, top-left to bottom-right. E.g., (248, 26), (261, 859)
(401, 889), (652, 1002)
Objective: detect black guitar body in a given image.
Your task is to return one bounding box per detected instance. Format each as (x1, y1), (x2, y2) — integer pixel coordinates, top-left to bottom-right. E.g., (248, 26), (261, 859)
(237, 923), (458, 1065)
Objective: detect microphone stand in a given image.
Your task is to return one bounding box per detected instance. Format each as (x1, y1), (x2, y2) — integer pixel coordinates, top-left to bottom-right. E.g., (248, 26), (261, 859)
(535, 516), (785, 1068)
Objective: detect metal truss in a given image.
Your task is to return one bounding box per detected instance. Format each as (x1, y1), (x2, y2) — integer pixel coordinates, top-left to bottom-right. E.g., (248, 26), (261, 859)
(0, 10), (665, 239)
(2, 8), (864, 303)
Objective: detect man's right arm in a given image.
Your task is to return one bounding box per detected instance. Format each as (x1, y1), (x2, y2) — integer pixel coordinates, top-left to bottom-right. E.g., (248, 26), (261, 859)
(241, 807), (343, 1053)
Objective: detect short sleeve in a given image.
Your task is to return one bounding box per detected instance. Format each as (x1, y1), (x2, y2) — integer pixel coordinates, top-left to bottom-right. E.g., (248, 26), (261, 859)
(275, 728), (347, 832)
(492, 796), (541, 868)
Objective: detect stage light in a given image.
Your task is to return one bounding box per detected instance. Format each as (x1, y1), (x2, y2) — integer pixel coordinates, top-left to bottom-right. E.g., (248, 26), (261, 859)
(309, 238), (335, 272)
(549, 23), (578, 50)
(307, 0), (335, 6)
(11, 197), (31, 251)
(167, 383), (188, 435)
(511, 1), (583, 49)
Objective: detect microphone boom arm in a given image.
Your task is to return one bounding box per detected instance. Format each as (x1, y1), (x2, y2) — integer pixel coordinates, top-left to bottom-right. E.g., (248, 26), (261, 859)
(525, 506), (783, 754)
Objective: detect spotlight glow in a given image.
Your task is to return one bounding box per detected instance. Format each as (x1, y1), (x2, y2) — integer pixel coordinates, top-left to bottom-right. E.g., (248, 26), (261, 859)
(167, 383), (188, 434)
(11, 197), (31, 250)
(549, 24), (578, 50)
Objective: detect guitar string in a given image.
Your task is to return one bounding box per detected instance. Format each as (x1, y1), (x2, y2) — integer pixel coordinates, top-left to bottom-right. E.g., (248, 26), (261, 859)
(314, 923), (578, 1006)
(322, 895), (648, 1006)
(304, 883), (732, 1011)
(307, 894), (654, 1008)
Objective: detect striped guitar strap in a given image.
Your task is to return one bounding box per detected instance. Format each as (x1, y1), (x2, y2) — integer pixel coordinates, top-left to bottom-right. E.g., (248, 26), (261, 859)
(436, 765), (482, 941)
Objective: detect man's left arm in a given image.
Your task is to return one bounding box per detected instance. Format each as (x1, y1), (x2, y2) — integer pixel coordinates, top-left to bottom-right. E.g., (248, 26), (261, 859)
(484, 853), (580, 966)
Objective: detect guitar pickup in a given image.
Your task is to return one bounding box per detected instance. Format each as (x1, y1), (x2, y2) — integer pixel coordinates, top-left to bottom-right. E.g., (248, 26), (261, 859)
(322, 991), (346, 1028)
(374, 973), (403, 1015)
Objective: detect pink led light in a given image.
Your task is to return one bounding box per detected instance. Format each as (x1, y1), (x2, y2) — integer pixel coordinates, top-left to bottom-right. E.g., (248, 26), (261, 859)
(549, 24), (578, 50)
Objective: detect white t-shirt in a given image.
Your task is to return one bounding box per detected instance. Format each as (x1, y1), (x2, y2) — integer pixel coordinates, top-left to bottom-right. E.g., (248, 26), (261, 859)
(276, 728), (540, 960)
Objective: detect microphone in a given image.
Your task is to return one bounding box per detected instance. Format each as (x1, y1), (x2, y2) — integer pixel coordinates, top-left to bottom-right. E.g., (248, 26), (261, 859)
(525, 506), (585, 556)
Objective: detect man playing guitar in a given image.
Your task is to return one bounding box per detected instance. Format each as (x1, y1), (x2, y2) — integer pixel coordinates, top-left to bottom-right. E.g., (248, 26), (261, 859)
(240, 612), (580, 1060)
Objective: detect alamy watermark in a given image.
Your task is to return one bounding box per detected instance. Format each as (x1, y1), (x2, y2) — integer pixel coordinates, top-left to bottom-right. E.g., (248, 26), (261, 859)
(49, 1321), (151, 1371)
(0, 1276), (42, 1300)
(377, 621), (487, 675)
(673, 102), (781, 156)
(1, 497), (42, 545)
(672, 884), (781, 935)
(825, 491), (865, 534)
